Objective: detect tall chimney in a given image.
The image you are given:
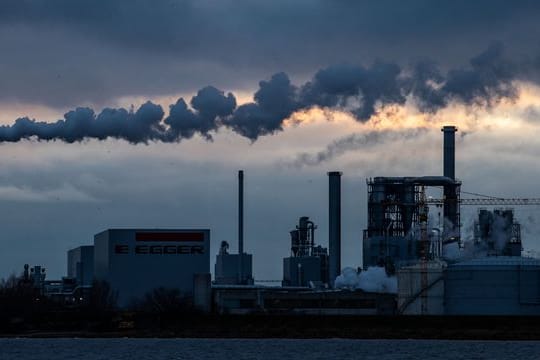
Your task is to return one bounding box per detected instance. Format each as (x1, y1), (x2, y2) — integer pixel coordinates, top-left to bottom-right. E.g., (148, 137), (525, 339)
(441, 126), (459, 242)
(238, 170), (244, 283)
(442, 126), (457, 180)
(238, 170), (244, 255)
(328, 171), (342, 287)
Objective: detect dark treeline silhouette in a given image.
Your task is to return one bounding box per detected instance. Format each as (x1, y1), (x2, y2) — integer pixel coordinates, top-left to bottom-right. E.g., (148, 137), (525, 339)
(130, 287), (193, 313)
(3, 272), (540, 338)
(0, 271), (199, 334)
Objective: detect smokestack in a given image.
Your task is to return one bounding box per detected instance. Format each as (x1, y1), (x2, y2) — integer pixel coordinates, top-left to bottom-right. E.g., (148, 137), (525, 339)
(238, 170), (244, 284)
(328, 171), (342, 287)
(441, 126), (459, 242)
(238, 170), (244, 255)
(442, 126), (457, 179)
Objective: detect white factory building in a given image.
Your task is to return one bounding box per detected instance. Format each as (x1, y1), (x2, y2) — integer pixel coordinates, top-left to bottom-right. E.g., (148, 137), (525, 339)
(89, 228), (210, 307)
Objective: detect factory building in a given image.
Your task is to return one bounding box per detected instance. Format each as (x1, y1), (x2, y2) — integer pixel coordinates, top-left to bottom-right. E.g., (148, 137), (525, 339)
(67, 245), (94, 287)
(215, 242), (253, 285)
(363, 176), (459, 271)
(387, 126), (540, 316)
(363, 126), (461, 272)
(445, 257), (540, 315)
(94, 228), (210, 307)
(282, 216), (329, 287)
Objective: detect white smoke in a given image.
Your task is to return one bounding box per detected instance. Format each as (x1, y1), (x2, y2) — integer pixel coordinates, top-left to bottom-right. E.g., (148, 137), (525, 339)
(491, 213), (510, 252)
(442, 242), (462, 260)
(443, 210), (520, 261)
(334, 267), (397, 294)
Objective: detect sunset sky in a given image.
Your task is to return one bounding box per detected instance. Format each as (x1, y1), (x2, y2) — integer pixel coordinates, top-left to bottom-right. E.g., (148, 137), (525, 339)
(1, 1), (540, 280)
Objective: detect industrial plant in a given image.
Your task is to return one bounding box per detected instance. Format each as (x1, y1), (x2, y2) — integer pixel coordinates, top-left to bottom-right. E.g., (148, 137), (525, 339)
(12, 126), (540, 316)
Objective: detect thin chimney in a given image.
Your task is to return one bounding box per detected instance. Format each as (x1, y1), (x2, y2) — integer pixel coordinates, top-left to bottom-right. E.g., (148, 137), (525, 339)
(442, 126), (457, 180)
(328, 171), (342, 287)
(238, 170), (244, 284)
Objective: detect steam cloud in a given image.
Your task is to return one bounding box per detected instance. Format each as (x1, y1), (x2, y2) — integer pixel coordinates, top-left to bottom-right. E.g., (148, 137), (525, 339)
(0, 43), (523, 144)
(335, 267), (397, 293)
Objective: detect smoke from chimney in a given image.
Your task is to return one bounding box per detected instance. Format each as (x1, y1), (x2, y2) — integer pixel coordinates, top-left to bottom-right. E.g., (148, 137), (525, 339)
(0, 43), (521, 144)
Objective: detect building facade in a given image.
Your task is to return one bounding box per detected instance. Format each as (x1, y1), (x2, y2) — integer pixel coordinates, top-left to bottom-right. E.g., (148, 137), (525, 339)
(94, 229), (210, 306)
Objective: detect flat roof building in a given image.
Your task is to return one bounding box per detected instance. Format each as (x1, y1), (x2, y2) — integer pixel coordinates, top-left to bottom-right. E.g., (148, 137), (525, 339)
(94, 229), (210, 307)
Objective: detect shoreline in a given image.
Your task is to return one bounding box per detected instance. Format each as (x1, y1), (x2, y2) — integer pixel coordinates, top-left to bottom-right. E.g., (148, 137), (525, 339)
(2, 315), (540, 340)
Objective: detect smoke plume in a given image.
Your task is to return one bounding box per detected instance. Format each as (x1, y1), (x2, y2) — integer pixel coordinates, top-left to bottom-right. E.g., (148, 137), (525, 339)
(292, 128), (428, 167)
(335, 267), (397, 293)
(0, 43), (526, 144)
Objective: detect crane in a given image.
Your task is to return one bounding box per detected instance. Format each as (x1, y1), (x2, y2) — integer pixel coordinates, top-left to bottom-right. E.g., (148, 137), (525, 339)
(427, 198), (540, 206)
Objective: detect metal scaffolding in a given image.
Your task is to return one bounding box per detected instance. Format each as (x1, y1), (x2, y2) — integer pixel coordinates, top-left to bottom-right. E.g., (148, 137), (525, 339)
(363, 176), (461, 269)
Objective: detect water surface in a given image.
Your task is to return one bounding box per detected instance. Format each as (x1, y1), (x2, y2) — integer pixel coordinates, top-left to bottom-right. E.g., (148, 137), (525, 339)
(1, 338), (539, 360)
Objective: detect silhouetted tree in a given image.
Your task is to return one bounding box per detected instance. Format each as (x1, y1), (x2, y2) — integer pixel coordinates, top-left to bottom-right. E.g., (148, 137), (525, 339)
(87, 280), (117, 312)
(0, 273), (41, 312)
(134, 287), (192, 313)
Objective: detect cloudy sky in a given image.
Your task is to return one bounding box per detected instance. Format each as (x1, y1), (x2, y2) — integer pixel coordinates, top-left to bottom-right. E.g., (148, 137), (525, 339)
(2, 0), (540, 280)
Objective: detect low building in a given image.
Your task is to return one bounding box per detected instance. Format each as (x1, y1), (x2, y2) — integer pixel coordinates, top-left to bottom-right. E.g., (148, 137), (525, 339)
(212, 286), (396, 315)
(214, 241), (254, 285)
(215, 253), (253, 285)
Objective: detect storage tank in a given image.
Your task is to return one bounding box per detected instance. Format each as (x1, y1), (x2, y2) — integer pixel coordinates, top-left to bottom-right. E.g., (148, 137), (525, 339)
(445, 257), (540, 315)
(397, 260), (446, 315)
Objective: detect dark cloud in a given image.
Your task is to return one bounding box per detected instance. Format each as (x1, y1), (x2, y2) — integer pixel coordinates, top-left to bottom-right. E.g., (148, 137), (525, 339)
(0, 1), (540, 107)
(0, 102), (165, 144)
(300, 62), (406, 120)
(408, 43), (519, 112)
(165, 86), (236, 140)
(442, 42), (518, 106)
(406, 60), (446, 112)
(164, 99), (199, 140)
(225, 73), (298, 140)
(0, 44), (531, 142)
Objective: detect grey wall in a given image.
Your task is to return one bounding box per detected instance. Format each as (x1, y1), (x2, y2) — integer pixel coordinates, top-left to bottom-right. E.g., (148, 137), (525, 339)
(445, 261), (540, 315)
